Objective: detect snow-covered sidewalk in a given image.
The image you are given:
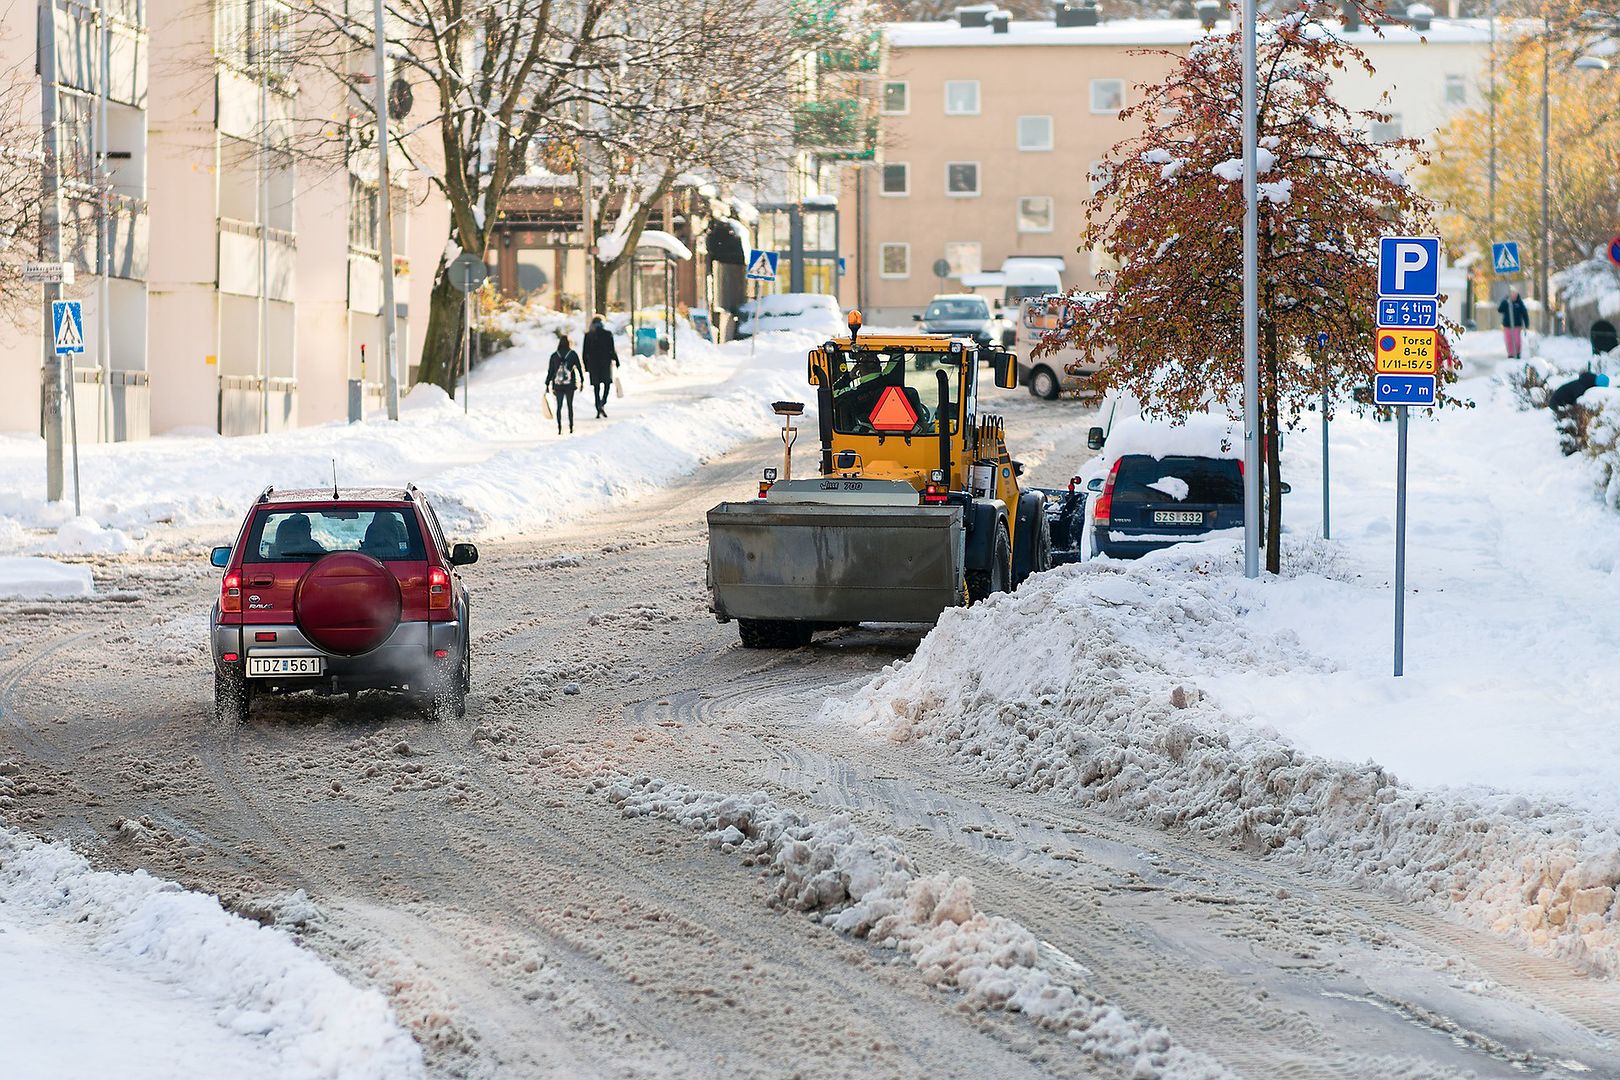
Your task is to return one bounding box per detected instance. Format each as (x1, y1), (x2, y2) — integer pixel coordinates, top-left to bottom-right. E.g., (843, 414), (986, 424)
(836, 330), (1620, 974)
(0, 824), (422, 1079)
(0, 319), (821, 556)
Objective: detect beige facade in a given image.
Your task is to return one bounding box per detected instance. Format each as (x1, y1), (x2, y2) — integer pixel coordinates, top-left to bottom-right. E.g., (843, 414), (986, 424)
(0, 0), (447, 439)
(863, 16), (1492, 322)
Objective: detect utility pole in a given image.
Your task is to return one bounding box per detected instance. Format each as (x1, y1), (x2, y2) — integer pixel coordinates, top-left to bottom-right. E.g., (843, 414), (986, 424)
(96, 0), (110, 442)
(372, 0), (400, 419)
(1240, 0), (1260, 578)
(257, 9), (269, 434)
(1540, 21), (1552, 336)
(1487, 0), (1496, 286)
(578, 0), (595, 321)
(40, 0), (65, 503)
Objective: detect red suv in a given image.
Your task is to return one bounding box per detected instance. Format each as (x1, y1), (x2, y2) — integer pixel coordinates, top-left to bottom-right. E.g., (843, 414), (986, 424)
(208, 485), (477, 723)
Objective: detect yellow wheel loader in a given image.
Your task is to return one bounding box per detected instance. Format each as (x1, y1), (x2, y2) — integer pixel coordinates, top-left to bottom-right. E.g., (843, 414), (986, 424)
(706, 311), (1053, 649)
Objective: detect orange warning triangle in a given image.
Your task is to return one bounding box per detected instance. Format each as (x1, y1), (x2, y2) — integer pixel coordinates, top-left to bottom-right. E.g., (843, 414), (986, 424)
(868, 385), (919, 432)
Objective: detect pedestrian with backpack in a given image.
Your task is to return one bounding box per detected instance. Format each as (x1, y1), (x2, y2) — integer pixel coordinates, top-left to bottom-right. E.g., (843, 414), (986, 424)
(547, 333), (584, 434)
(1498, 289), (1530, 360)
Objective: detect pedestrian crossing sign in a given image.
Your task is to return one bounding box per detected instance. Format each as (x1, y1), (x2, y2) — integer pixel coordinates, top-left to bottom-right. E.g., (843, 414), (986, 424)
(1491, 241), (1520, 276)
(51, 300), (84, 355)
(745, 249), (779, 282)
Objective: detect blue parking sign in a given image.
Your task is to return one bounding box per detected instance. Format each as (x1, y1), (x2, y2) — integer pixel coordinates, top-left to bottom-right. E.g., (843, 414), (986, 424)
(1378, 236), (1441, 299)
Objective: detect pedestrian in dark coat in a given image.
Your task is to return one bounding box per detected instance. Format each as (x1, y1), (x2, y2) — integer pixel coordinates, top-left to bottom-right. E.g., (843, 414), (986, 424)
(582, 315), (620, 418)
(1498, 290), (1530, 359)
(546, 333), (584, 434)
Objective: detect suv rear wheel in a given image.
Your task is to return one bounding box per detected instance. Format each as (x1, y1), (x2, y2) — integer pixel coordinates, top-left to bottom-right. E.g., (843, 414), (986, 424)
(215, 668), (250, 724)
(429, 637), (469, 721)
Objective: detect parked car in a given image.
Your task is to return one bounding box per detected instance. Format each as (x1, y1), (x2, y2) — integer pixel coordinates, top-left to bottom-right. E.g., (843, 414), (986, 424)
(1081, 412), (1273, 560)
(736, 293), (844, 339)
(1015, 293), (1106, 401)
(208, 485), (478, 723)
(914, 294), (1012, 350)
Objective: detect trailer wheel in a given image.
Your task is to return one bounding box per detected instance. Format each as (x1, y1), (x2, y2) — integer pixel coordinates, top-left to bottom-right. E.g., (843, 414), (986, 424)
(738, 619), (814, 649)
(966, 522), (1010, 603)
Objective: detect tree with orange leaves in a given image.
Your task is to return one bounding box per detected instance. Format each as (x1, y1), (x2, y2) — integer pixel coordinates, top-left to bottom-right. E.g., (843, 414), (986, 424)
(1048, 5), (1448, 572)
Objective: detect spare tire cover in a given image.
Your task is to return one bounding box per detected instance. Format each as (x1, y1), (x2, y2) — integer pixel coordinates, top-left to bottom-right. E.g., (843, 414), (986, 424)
(294, 552), (402, 656)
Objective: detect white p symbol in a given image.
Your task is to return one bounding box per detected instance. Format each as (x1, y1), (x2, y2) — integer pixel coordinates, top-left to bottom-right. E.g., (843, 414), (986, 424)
(1393, 243), (1428, 291)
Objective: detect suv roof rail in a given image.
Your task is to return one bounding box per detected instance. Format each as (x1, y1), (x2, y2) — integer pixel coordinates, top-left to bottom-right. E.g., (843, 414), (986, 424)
(404, 482), (419, 500)
(257, 484), (274, 503)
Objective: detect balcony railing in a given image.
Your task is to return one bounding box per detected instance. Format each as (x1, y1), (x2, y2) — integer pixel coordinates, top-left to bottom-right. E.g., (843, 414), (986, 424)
(218, 217), (296, 300)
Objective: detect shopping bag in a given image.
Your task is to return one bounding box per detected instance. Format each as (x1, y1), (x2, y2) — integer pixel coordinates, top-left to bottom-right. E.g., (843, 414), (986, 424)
(542, 393), (554, 419)
(615, 379), (624, 399)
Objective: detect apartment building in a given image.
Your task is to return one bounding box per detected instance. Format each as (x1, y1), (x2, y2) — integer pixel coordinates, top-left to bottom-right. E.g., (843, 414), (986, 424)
(1, 0), (446, 439)
(0, 0), (151, 440)
(861, 8), (1492, 321)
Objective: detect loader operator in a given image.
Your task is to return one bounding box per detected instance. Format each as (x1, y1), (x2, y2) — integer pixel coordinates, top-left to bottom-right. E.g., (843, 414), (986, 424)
(832, 352), (898, 433)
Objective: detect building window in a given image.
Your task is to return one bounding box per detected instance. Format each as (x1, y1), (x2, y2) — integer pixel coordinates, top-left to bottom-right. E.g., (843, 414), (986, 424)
(944, 80), (980, 116)
(1090, 79), (1124, 114)
(1017, 115), (1053, 151)
(881, 81), (909, 115)
(1371, 116), (1403, 142)
(349, 175), (379, 252)
(945, 161), (980, 197)
(1088, 160), (1114, 196)
(944, 241), (982, 278)
(1090, 246), (1118, 279)
(1444, 74), (1467, 106)
(881, 162), (909, 196)
(880, 243), (910, 279)
(1017, 196), (1054, 234)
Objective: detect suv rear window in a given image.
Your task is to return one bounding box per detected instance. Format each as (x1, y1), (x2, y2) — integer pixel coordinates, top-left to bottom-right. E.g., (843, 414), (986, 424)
(1112, 456), (1242, 505)
(246, 508), (425, 562)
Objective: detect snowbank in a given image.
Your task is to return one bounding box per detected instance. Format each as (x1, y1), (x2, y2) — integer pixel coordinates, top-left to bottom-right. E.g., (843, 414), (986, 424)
(836, 550), (1620, 976)
(0, 824), (422, 1078)
(0, 315), (817, 552)
(0, 556), (94, 599)
(596, 774), (1228, 1080)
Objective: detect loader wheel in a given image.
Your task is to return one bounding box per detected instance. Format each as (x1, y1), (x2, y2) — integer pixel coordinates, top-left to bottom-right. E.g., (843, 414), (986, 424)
(967, 522), (1011, 603)
(738, 619), (814, 649)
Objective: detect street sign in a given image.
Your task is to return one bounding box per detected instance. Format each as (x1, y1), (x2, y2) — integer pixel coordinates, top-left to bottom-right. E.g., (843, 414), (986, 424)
(1491, 241), (1521, 275)
(837, 256), (847, 276)
(447, 253), (487, 293)
(51, 300), (84, 355)
(931, 258), (951, 280)
(1377, 236), (1441, 298)
(1374, 328), (1437, 373)
(1609, 235), (1620, 267)
(1374, 373), (1436, 407)
(1316, 331), (1329, 349)
(1377, 297), (1438, 328)
(745, 249), (779, 282)
(22, 262), (75, 285)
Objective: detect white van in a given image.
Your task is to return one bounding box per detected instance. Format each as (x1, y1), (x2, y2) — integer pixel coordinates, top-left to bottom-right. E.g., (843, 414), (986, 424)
(1014, 293), (1107, 401)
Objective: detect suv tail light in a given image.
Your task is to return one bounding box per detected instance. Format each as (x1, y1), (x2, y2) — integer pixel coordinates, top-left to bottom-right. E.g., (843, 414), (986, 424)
(429, 566), (451, 610)
(222, 571), (241, 613)
(1092, 460), (1121, 523)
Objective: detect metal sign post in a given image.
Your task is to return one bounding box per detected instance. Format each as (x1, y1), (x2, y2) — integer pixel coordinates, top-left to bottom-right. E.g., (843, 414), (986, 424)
(1394, 406), (1409, 676)
(52, 301), (86, 516)
(1316, 331), (1330, 540)
(1240, 0), (1259, 579)
(1374, 235), (1441, 677)
(447, 252), (486, 412)
(745, 249), (778, 359)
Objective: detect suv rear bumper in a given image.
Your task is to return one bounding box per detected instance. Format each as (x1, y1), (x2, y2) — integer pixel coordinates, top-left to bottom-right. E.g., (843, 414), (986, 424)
(211, 619), (463, 691)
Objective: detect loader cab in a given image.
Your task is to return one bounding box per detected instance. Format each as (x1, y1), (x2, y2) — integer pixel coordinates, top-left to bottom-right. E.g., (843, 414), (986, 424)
(811, 335), (978, 487)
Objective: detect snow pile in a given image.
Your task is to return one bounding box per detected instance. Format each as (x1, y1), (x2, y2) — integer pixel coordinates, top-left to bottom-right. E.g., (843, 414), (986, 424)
(597, 774), (1229, 1079)
(0, 824), (422, 1078)
(0, 317), (815, 550)
(1553, 250), (1620, 320)
(837, 545), (1620, 976)
(0, 556), (94, 599)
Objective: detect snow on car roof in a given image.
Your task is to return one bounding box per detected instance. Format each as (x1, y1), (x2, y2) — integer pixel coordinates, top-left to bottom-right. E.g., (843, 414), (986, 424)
(262, 487), (413, 504)
(1103, 413), (1242, 464)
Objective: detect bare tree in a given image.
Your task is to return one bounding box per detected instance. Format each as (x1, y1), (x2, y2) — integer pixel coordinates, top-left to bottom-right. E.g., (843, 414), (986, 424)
(580, 0), (842, 309)
(0, 15), (45, 327)
(293, 0), (614, 393)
